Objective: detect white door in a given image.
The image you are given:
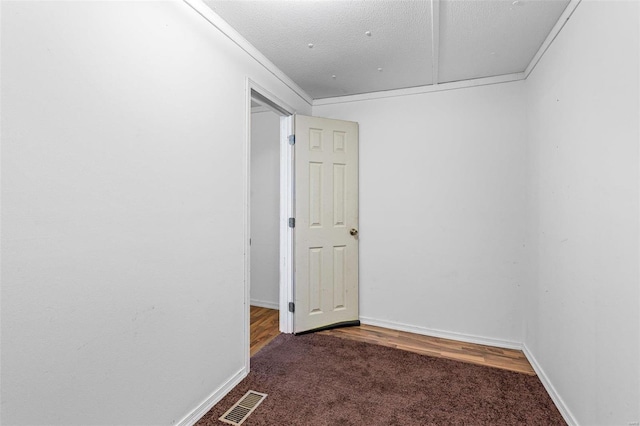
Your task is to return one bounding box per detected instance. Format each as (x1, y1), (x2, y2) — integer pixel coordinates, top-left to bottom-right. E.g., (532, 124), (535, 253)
(293, 115), (359, 334)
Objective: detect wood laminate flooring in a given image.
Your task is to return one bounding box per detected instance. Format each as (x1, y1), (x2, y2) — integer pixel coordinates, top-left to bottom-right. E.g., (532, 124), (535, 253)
(250, 307), (535, 375)
(250, 306), (281, 357)
(320, 323), (535, 375)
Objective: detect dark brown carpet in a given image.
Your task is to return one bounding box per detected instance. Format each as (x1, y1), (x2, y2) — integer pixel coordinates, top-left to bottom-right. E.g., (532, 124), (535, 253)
(196, 333), (565, 426)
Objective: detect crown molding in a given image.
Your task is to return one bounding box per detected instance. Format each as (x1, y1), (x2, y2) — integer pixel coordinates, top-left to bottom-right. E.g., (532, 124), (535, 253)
(184, 0), (581, 106)
(312, 73), (525, 106)
(524, 0), (582, 78)
(183, 0), (313, 106)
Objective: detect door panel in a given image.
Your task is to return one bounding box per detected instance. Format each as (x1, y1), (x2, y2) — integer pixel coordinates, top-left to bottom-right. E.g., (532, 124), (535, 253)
(294, 115), (359, 334)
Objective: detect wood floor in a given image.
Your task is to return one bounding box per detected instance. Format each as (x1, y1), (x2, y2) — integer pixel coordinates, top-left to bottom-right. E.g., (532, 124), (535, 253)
(250, 306), (281, 357)
(319, 323), (535, 375)
(250, 306), (535, 375)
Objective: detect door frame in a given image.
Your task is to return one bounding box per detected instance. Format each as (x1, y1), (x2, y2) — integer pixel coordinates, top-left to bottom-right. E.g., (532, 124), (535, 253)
(244, 79), (296, 368)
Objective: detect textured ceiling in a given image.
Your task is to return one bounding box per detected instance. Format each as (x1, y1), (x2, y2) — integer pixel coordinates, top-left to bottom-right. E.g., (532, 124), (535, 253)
(439, 0), (570, 83)
(205, 0), (570, 99)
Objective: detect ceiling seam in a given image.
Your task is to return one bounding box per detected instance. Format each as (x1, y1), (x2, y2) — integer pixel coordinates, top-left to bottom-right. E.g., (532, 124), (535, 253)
(431, 0), (440, 85)
(196, 0), (579, 105)
(315, 0), (581, 106)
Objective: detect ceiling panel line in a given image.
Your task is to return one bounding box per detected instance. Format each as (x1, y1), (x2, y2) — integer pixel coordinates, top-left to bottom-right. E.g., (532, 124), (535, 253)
(202, 0), (576, 101)
(182, 0), (314, 106)
(524, 0), (582, 78)
(431, 0), (440, 85)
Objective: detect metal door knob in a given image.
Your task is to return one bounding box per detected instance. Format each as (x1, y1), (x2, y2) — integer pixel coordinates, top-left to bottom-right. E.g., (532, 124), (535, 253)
(350, 228), (359, 236)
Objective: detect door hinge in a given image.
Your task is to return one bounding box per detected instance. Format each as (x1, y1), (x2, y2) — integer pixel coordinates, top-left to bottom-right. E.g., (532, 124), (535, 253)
(288, 134), (295, 145)
(288, 302), (295, 313)
(288, 217), (295, 228)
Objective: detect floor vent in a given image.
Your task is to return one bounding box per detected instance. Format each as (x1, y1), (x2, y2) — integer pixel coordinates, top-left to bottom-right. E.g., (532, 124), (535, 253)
(219, 390), (267, 425)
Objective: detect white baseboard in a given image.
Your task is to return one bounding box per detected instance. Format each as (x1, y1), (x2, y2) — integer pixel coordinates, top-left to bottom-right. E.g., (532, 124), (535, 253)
(360, 317), (575, 423)
(250, 299), (279, 310)
(522, 344), (579, 426)
(176, 367), (247, 426)
(359, 316), (523, 350)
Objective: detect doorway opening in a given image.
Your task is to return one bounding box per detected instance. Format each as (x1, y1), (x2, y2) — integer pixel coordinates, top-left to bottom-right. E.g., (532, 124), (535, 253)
(246, 82), (294, 364)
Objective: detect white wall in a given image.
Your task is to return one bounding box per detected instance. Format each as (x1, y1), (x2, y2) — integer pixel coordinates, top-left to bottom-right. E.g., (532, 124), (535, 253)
(4, 1), (639, 425)
(250, 110), (281, 309)
(314, 81), (528, 345)
(0, 2), (310, 425)
(524, 2), (640, 425)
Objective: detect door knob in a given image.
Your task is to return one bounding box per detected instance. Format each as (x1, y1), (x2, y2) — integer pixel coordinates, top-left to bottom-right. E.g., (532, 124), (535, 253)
(350, 228), (359, 236)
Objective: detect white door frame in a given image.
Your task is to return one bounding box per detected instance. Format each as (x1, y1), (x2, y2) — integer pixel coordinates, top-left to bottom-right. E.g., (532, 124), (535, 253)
(244, 79), (296, 370)
(277, 114), (295, 334)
